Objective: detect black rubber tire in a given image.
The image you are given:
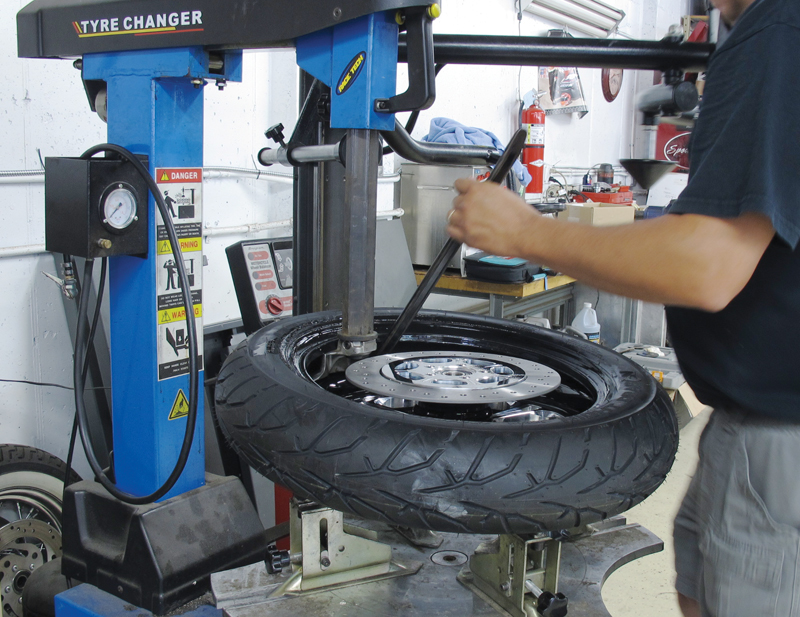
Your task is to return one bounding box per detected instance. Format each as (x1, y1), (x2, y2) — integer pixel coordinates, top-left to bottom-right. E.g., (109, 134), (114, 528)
(215, 310), (678, 535)
(1, 446), (78, 617)
(0, 445), (80, 530)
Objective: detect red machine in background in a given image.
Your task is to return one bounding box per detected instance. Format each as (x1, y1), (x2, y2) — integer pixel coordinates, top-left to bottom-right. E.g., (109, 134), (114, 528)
(521, 98), (545, 198)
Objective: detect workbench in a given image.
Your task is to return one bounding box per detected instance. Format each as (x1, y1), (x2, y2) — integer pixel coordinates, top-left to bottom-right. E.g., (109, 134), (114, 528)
(415, 270), (576, 321)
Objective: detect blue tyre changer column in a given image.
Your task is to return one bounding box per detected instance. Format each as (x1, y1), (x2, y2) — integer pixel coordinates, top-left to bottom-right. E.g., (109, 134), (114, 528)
(81, 47), (236, 498)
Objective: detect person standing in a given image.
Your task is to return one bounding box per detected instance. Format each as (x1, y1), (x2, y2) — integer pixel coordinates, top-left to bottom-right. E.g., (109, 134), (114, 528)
(447, 0), (800, 615)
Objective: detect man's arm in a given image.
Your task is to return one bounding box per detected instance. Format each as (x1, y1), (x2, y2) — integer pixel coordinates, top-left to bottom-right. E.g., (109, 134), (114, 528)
(447, 178), (776, 312)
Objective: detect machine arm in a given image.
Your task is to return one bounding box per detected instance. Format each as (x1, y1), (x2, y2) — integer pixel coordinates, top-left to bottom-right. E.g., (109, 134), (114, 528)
(399, 34), (713, 71)
(381, 120), (501, 166)
(259, 118), (501, 168)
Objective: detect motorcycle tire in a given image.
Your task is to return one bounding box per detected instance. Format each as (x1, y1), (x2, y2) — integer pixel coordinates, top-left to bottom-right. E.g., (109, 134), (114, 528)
(215, 310), (678, 535)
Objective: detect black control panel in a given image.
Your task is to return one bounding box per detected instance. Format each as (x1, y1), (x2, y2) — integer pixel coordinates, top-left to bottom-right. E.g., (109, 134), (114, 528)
(226, 238), (294, 335)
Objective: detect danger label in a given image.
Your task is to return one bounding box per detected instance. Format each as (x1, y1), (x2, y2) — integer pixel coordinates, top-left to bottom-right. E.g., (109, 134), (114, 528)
(168, 389), (190, 420)
(157, 168), (203, 183)
(155, 167), (203, 381)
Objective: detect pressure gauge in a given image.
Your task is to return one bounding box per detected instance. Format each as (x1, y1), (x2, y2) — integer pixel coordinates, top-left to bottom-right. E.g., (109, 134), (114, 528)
(101, 183), (139, 232)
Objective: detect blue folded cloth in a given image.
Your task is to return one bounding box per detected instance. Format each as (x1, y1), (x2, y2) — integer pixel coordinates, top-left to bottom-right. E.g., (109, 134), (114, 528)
(421, 117), (533, 186)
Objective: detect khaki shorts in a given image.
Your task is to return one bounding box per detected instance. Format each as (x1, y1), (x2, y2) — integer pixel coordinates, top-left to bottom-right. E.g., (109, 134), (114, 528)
(674, 408), (800, 617)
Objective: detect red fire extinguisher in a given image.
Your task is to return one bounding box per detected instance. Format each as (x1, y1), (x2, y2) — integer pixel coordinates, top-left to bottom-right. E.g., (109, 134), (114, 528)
(522, 98), (545, 198)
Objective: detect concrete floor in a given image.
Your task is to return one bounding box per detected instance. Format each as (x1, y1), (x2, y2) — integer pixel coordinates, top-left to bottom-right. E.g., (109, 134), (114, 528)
(601, 407), (712, 616)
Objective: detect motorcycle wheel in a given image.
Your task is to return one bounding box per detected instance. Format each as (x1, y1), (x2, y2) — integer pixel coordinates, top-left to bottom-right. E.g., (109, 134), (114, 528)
(215, 310), (678, 535)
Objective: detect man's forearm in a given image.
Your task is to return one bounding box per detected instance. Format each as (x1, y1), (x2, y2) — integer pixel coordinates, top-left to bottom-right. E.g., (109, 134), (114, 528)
(517, 213), (773, 311)
(448, 179), (775, 311)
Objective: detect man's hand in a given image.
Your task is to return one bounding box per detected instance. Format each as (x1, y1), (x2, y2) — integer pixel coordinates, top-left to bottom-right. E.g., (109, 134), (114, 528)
(447, 178), (538, 257)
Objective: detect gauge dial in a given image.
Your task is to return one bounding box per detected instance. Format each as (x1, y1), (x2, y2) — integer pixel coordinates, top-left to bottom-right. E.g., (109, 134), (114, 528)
(102, 185), (138, 231)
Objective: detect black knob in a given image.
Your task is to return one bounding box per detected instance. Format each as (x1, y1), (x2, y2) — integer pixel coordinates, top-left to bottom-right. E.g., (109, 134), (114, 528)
(538, 591), (568, 617)
(265, 545), (291, 574)
(266, 123), (287, 147)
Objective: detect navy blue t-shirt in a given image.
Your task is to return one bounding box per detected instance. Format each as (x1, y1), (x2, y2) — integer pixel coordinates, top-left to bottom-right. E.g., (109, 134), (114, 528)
(665, 0), (800, 419)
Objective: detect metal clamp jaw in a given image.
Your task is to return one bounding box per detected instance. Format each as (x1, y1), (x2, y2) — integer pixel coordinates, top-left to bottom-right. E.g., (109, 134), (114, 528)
(459, 532), (568, 617)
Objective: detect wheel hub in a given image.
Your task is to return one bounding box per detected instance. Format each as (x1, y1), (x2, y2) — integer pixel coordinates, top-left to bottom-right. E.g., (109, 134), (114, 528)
(346, 351), (561, 404)
(0, 520), (61, 617)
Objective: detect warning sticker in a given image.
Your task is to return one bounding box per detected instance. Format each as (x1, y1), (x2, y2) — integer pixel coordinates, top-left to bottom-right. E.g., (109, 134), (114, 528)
(157, 303), (203, 325)
(168, 389), (191, 421)
(156, 168), (203, 381)
(157, 223), (202, 241)
(157, 168), (203, 184)
(157, 237), (202, 254)
(157, 318), (202, 380)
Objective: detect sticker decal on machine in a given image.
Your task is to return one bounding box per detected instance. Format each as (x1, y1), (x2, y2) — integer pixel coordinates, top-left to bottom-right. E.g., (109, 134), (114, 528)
(168, 389), (190, 421)
(72, 11), (205, 39)
(336, 51), (366, 95)
(155, 168), (203, 381)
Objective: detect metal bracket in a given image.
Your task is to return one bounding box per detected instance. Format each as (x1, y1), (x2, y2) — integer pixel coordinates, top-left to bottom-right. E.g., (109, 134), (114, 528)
(213, 502), (422, 610)
(283, 501), (413, 592)
(300, 504), (384, 585)
(458, 532), (565, 617)
(374, 6), (436, 114)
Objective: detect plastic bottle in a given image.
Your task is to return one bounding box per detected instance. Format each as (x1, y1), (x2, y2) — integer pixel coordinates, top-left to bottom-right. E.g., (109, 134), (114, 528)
(571, 302), (601, 344)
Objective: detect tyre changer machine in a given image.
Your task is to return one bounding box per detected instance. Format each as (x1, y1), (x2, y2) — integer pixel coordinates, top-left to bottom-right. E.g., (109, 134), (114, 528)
(17, 3), (711, 616)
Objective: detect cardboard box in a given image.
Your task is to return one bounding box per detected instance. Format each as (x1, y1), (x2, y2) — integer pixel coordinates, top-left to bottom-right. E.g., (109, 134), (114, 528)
(558, 202), (635, 227)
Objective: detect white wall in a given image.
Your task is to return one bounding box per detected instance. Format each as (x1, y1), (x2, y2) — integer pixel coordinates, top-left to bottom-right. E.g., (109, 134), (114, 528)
(395, 0), (687, 184)
(0, 0), (686, 475)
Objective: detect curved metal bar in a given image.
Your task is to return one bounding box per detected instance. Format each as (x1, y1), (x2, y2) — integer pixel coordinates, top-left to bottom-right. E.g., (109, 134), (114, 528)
(380, 120), (500, 166)
(400, 34), (714, 71)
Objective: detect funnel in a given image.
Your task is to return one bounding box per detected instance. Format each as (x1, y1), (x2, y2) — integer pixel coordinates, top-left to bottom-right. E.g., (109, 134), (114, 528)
(619, 159), (677, 191)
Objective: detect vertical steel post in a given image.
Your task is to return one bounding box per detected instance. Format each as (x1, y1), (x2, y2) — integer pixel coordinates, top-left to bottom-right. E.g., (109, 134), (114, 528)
(321, 127), (348, 312)
(340, 129), (380, 347)
(293, 70), (324, 316)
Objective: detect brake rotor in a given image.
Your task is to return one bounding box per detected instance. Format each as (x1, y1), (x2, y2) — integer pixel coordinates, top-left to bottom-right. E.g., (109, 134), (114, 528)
(0, 519), (62, 617)
(345, 351), (561, 404)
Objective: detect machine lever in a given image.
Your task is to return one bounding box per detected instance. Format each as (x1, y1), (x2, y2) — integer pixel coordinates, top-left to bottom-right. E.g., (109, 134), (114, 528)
(377, 129), (527, 355)
(375, 6), (436, 114)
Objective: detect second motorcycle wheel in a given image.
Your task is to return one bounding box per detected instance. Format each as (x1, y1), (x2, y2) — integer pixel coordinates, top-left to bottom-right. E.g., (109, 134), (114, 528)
(215, 310), (678, 535)
(0, 445), (79, 617)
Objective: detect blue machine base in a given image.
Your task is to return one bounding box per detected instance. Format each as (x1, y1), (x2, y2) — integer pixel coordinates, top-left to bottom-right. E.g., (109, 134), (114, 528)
(56, 585), (222, 617)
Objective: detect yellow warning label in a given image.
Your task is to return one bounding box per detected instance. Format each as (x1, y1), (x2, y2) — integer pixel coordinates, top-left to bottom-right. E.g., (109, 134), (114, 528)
(160, 172), (170, 182)
(157, 237), (202, 255)
(168, 389), (190, 420)
(157, 304), (202, 324)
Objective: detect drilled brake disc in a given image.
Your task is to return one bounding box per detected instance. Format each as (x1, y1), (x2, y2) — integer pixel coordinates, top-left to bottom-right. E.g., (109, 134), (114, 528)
(345, 351), (561, 405)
